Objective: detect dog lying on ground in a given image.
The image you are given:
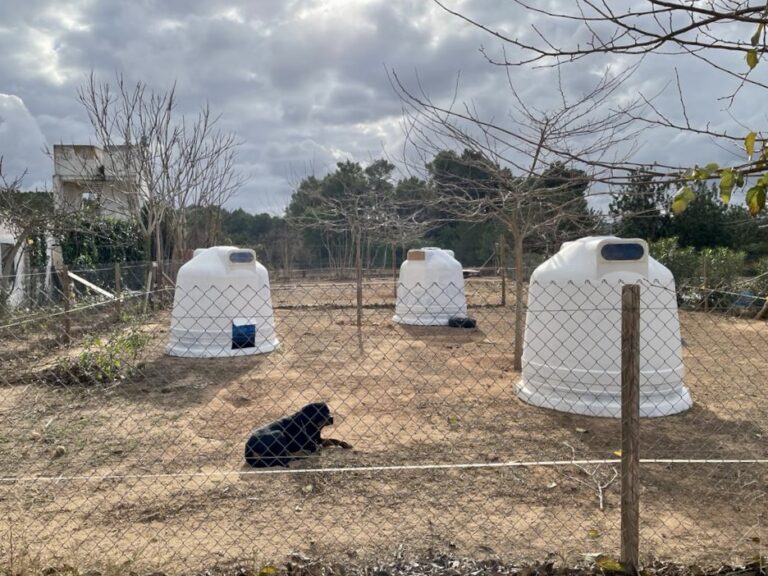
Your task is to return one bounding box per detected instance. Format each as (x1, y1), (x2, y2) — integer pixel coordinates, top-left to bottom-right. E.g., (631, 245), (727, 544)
(448, 316), (477, 329)
(244, 402), (352, 468)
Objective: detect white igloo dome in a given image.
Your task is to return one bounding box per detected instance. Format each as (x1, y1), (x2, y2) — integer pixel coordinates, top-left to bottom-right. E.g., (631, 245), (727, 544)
(518, 236), (692, 418)
(166, 246), (279, 357)
(393, 247), (467, 326)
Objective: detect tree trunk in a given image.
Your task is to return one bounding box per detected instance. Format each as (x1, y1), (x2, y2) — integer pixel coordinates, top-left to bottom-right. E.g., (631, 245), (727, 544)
(283, 231), (289, 277)
(172, 224), (184, 266)
(155, 222), (164, 289)
(365, 233), (372, 270)
(355, 227), (363, 329)
(207, 208), (222, 246)
(174, 209), (187, 263)
(513, 234), (525, 371)
(323, 234), (334, 273)
(143, 233), (153, 293)
(154, 221), (162, 260)
(171, 222), (184, 282)
(755, 296), (768, 320)
(499, 233), (507, 306)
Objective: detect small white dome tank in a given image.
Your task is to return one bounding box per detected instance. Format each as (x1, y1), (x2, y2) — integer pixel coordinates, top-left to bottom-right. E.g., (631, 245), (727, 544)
(166, 246), (279, 357)
(518, 236), (692, 418)
(393, 247), (467, 325)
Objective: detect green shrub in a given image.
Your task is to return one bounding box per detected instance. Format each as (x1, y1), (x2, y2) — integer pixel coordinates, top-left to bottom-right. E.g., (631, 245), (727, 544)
(744, 257), (768, 298)
(699, 246), (746, 291)
(49, 327), (149, 386)
(58, 217), (147, 271)
(650, 237), (746, 288)
(651, 237), (749, 309)
(649, 237), (698, 285)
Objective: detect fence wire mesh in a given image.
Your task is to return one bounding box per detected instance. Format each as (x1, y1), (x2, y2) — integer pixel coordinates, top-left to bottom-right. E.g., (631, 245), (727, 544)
(0, 264), (766, 574)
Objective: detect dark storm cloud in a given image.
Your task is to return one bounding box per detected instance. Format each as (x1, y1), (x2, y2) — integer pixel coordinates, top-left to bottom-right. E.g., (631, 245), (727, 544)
(0, 0), (764, 214)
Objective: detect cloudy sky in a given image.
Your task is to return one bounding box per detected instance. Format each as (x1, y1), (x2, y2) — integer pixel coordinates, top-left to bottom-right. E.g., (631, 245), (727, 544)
(0, 0), (764, 214)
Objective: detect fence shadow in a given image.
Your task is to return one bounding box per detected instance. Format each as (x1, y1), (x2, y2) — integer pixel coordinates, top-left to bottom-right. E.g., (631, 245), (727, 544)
(114, 349), (272, 410)
(399, 324), (489, 345)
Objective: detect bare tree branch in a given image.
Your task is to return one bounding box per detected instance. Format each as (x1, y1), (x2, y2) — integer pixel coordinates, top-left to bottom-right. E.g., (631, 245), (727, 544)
(73, 72), (244, 267)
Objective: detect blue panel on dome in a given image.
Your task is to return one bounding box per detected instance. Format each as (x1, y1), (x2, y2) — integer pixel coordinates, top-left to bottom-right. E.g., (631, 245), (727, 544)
(601, 243), (644, 261)
(232, 323), (256, 349)
(229, 251), (255, 263)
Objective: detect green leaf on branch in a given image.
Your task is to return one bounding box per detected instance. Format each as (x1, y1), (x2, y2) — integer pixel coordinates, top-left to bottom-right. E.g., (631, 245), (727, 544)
(737, 172), (746, 187)
(746, 132), (757, 158)
(672, 186), (695, 214)
(719, 168), (735, 203)
(691, 162), (720, 181)
(758, 148), (768, 171)
(747, 49), (759, 69)
(746, 185), (766, 216)
(751, 23), (764, 47)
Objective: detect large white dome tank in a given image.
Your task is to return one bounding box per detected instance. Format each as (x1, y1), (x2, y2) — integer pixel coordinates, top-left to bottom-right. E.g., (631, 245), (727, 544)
(166, 246), (279, 357)
(518, 236), (692, 418)
(393, 247), (467, 325)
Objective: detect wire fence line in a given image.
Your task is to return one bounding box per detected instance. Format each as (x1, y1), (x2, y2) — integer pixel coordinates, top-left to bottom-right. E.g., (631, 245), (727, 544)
(0, 263), (766, 574)
(3, 459), (768, 485)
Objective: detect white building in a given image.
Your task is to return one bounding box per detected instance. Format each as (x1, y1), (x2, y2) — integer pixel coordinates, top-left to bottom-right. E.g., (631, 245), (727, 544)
(50, 144), (143, 272)
(52, 144), (140, 220)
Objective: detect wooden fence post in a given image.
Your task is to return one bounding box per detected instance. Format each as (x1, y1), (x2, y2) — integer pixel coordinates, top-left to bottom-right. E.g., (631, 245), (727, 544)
(143, 262), (154, 314)
(621, 284), (641, 574)
(114, 262), (122, 318)
(58, 266), (72, 343)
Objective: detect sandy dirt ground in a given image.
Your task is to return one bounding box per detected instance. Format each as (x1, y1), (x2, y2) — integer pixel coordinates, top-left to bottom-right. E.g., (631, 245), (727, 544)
(0, 278), (766, 574)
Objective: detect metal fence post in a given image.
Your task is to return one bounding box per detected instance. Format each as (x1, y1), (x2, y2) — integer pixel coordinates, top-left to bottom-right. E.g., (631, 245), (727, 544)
(621, 283), (641, 573)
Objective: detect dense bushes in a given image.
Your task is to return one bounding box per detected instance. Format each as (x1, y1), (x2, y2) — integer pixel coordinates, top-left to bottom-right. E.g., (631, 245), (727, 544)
(650, 237), (754, 309)
(748, 257), (768, 296)
(59, 217), (146, 269)
(648, 236), (768, 312)
(650, 237), (745, 289)
(649, 237), (699, 285)
(698, 246), (747, 289)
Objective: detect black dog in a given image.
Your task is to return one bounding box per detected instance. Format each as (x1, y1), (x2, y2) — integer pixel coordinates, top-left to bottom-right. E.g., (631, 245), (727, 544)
(244, 402), (352, 468)
(448, 316), (477, 329)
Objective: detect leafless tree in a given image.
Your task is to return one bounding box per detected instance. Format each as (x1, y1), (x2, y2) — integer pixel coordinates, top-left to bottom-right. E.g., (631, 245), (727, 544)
(433, 0), (768, 214)
(73, 73), (244, 269)
(0, 159), (29, 295)
(288, 160), (431, 333)
(435, 1), (767, 89)
(0, 158), (91, 306)
(380, 209), (435, 297)
(394, 66), (646, 368)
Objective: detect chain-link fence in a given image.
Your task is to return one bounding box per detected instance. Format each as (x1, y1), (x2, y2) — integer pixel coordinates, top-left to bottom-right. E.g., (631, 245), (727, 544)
(0, 262), (766, 574)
